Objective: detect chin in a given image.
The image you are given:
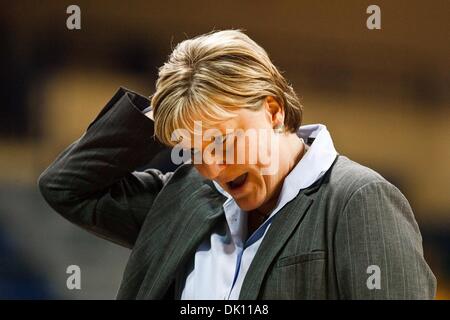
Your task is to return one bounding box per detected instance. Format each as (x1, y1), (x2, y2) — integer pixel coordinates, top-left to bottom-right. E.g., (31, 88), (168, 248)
(235, 195), (264, 212)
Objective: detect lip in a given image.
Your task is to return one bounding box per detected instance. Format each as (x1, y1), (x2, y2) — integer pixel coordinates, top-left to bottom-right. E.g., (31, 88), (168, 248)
(225, 172), (249, 196)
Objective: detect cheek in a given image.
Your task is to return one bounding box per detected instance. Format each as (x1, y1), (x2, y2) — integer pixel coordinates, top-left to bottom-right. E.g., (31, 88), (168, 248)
(247, 167), (267, 194)
(258, 171), (277, 194)
(262, 174), (275, 193)
(234, 133), (274, 167)
(237, 170), (269, 208)
(194, 164), (209, 178)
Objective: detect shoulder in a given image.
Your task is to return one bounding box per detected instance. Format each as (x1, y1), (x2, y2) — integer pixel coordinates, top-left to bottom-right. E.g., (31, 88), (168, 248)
(326, 156), (418, 233)
(327, 155), (402, 198)
(321, 155), (411, 215)
(329, 155), (388, 190)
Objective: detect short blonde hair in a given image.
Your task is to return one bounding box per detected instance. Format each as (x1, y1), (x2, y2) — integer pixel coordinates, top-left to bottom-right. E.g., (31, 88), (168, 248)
(151, 29), (303, 146)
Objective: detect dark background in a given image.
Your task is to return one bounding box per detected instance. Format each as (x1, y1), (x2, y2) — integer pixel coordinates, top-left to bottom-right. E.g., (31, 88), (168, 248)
(0, 0), (448, 299)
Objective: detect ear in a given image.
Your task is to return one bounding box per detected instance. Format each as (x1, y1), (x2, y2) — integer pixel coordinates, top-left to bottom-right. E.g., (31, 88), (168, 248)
(264, 96), (284, 127)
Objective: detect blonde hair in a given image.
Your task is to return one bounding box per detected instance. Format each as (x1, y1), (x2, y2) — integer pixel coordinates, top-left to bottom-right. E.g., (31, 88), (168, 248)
(151, 29), (303, 146)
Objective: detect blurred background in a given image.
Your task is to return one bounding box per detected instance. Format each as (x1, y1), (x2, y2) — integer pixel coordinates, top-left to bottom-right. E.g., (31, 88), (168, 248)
(0, 0), (448, 299)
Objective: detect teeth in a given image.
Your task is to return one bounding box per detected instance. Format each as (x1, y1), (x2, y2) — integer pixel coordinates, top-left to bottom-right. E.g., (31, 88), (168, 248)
(227, 173), (248, 189)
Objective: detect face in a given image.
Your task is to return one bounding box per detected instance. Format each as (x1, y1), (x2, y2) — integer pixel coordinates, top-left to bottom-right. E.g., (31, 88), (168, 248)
(183, 97), (290, 212)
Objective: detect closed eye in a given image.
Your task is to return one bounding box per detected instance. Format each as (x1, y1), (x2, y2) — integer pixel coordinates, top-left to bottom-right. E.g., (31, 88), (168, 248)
(213, 133), (232, 148)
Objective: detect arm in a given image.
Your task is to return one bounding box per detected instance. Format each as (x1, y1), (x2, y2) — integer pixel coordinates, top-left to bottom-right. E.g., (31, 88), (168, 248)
(334, 181), (437, 299)
(38, 87), (171, 249)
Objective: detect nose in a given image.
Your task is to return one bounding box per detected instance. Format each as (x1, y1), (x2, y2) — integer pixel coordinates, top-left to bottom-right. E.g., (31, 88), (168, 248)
(200, 162), (226, 180)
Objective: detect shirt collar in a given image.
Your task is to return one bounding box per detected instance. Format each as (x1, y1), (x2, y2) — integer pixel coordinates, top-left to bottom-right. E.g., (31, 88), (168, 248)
(285, 123), (337, 191)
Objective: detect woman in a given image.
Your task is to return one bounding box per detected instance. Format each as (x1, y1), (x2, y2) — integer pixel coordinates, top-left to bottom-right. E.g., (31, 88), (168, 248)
(38, 29), (436, 299)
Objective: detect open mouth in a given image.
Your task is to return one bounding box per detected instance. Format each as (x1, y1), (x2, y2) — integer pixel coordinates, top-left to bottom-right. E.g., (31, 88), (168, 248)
(227, 172), (248, 190)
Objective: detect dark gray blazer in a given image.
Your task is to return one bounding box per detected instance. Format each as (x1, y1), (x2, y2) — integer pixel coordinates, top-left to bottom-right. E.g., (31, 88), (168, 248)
(38, 87), (436, 299)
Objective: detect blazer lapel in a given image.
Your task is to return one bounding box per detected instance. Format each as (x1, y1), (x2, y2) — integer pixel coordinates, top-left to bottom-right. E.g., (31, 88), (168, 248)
(239, 191), (314, 299)
(137, 180), (227, 299)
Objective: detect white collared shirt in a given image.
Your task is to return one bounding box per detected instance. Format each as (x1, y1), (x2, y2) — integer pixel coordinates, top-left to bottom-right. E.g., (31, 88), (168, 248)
(180, 124), (338, 299)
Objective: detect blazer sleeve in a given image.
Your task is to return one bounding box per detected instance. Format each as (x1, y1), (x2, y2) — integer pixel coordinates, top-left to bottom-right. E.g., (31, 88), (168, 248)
(334, 181), (437, 299)
(38, 87), (170, 249)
